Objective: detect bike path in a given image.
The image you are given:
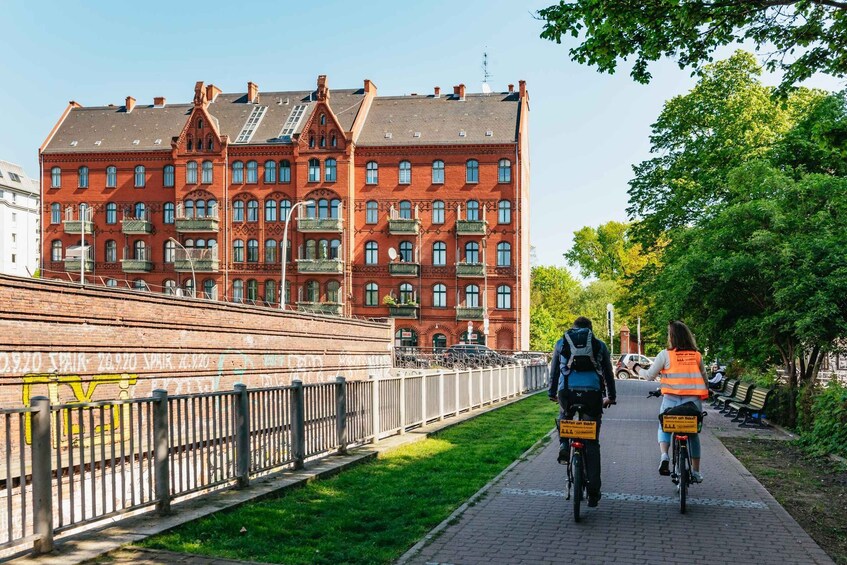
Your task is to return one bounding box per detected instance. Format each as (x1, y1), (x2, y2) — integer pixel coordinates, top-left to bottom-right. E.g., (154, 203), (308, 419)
(405, 379), (833, 565)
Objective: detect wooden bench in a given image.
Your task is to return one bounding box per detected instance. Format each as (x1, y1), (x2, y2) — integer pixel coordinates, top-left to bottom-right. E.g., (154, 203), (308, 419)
(729, 387), (774, 428)
(717, 382), (754, 415)
(708, 376), (729, 400)
(711, 379), (738, 408)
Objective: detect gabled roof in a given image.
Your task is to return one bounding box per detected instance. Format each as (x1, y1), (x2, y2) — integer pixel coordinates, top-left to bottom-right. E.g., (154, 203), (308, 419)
(0, 160), (39, 196)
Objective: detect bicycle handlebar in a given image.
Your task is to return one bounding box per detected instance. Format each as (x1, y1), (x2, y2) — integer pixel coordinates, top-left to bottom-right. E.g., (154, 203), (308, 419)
(647, 389), (662, 398)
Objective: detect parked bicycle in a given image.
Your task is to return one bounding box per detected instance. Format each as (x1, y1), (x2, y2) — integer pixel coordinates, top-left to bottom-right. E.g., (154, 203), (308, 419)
(558, 401), (604, 522)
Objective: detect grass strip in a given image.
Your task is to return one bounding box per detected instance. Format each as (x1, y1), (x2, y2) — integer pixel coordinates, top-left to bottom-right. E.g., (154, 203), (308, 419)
(138, 393), (555, 564)
(721, 437), (847, 565)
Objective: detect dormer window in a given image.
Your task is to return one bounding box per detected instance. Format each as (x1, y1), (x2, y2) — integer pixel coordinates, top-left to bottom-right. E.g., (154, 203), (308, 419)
(187, 138), (193, 151)
(320, 114), (326, 125)
(331, 133), (337, 147)
(309, 134), (315, 148)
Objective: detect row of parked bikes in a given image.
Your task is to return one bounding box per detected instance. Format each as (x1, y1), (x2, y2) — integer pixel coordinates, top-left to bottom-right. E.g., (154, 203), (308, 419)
(394, 345), (548, 370)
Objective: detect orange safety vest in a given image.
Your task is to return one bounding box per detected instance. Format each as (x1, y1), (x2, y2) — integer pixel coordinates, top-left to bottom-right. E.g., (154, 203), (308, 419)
(660, 349), (708, 399)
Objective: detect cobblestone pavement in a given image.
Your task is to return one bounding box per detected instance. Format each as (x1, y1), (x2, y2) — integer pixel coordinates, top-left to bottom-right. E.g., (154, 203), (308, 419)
(406, 380), (834, 565)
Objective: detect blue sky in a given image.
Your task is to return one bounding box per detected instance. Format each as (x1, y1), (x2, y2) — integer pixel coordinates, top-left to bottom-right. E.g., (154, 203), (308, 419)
(0, 0), (842, 267)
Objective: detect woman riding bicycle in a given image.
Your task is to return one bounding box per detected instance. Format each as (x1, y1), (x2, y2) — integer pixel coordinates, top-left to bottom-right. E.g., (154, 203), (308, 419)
(639, 320), (710, 482)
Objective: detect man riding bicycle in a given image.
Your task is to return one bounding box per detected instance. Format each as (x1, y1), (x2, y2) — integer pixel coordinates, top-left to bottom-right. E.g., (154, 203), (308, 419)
(548, 316), (616, 507)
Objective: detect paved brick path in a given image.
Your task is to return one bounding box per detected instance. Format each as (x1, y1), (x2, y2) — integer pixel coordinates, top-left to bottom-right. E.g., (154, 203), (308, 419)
(406, 380), (834, 565)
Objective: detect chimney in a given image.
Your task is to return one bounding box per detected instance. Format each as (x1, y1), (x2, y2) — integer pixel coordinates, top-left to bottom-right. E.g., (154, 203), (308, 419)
(317, 74), (329, 101)
(206, 84), (221, 103)
(519, 80), (526, 98)
(125, 96), (136, 113)
(247, 81), (259, 103)
(434, 86), (441, 97)
(364, 79), (376, 94)
(153, 96), (166, 107)
(508, 84), (514, 93)
(453, 85), (460, 96)
(458, 84), (466, 100)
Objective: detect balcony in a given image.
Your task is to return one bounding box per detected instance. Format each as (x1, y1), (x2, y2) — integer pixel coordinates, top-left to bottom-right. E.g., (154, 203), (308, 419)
(388, 262), (420, 277)
(297, 217), (343, 233)
(296, 301), (344, 316)
(175, 216), (220, 233)
(297, 258), (344, 274)
(121, 259), (153, 273)
(456, 219), (487, 235)
(121, 218), (153, 235)
(456, 306), (485, 321)
(456, 262), (485, 277)
(174, 248), (219, 273)
(64, 258), (94, 272)
(63, 220), (94, 235)
(388, 218), (420, 235)
(388, 304), (419, 319)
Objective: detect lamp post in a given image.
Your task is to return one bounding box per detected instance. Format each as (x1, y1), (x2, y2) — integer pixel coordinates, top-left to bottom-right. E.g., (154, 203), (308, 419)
(169, 237), (196, 298)
(280, 200), (315, 310)
(80, 204), (88, 286)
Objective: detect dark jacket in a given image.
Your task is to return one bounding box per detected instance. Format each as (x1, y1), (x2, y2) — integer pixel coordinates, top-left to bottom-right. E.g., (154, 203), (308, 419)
(548, 333), (616, 401)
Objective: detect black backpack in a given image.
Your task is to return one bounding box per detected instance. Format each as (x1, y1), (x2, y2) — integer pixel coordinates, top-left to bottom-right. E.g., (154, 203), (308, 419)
(561, 328), (603, 376)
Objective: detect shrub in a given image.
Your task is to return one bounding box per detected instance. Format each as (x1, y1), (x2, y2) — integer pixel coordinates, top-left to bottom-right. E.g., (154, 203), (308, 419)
(797, 380), (847, 458)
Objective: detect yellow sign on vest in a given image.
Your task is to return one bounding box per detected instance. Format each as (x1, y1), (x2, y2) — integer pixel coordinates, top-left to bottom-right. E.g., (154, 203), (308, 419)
(559, 419), (598, 440)
(661, 415), (700, 434)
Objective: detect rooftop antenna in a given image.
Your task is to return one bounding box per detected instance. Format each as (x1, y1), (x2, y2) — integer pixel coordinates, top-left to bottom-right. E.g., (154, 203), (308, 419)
(481, 50), (492, 94)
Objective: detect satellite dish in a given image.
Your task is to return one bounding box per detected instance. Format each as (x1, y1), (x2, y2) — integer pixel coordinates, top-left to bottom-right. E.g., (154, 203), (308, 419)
(388, 247), (398, 261)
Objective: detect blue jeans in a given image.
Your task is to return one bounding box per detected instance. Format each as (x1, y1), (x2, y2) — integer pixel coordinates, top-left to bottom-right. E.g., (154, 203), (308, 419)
(658, 395), (702, 458)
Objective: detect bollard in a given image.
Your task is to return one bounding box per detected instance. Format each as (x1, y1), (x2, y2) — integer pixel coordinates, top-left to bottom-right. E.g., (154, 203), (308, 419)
(291, 380), (306, 469)
(336, 377), (347, 455)
(30, 397), (53, 554)
(151, 389), (171, 515)
(233, 384), (250, 488)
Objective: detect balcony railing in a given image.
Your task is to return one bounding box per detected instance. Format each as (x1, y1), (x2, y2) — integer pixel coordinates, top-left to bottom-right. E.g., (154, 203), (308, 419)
(456, 262), (485, 277)
(296, 258), (344, 274)
(388, 304), (419, 319)
(121, 258), (153, 273)
(456, 306), (485, 320)
(456, 219), (487, 235)
(63, 258), (94, 272)
(388, 262), (420, 276)
(121, 218), (153, 235)
(63, 220), (94, 235)
(297, 217), (343, 233)
(296, 301), (344, 316)
(388, 218), (420, 235)
(173, 247), (219, 272)
(175, 215), (220, 233)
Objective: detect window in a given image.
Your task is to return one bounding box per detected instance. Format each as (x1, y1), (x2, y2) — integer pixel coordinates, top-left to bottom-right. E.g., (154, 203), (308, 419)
(465, 284), (480, 307)
(331, 133), (337, 147)
(432, 333), (447, 351)
(164, 202), (175, 224)
(133, 240), (148, 260)
(163, 280), (177, 295)
(432, 241), (446, 266)
(318, 199), (330, 219)
(134, 202), (146, 219)
(201, 160), (213, 184)
(306, 200), (316, 218)
(264, 160), (276, 183)
(318, 239), (329, 259)
(498, 159), (511, 183)
(329, 239), (341, 259)
(247, 239), (259, 262)
(366, 161), (378, 184)
(232, 280), (244, 303)
(233, 239), (244, 262)
(51, 167), (61, 188)
(232, 161), (244, 184)
(498, 200), (512, 224)
(432, 160), (444, 184)
(265, 200), (277, 222)
(133, 280), (149, 291)
(186, 161), (198, 184)
(247, 280), (259, 302)
(320, 114), (326, 126)
(50, 203), (61, 224)
(466, 159), (479, 183)
(399, 283), (415, 304)
(462, 241), (479, 264)
(105, 202), (117, 224)
(366, 200), (378, 224)
(265, 280), (277, 304)
(432, 200), (445, 224)
(51, 240), (62, 261)
(197, 119), (203, 129)
(497, 285), (512, 309)
(195, 199), (207, 218)
(497, 242), (511, 266)
(399, 200), (412, 219)
(399, 240), (413, 262)
(78, 167), (89, 188)
(283, 239), (292, 262)
(306, 280), (319, 302)
(265, 239), (278, 263)
(279, 160), (291, 183)
(105, 240), (117, 262)
(365, 241), (378, 265)
(164, 240), (176, 263)
(325, 158), (337, 182)
(233, 200), (244, 222)
(187, 138), (193, 151)
(308, 158), (320, 182)
(163, 165), (174, 187)
(399, 160), (411, 184)
(330, 198), (341, 218)
(134, 165), (145, 187)
(104, 165), (117, 188)
(246, 161), (258, 183)
(305, 240), (317, 260)
(207, 138), (214, 151)
(279, 199), (291, 221)
(327, 280), (340, 303)
(247, 199), (259, 222)
(203, 279), (216, 300)
(365, 282), (378, 306)
(433, 283), (447, 308)
(467, 200), (480, 221)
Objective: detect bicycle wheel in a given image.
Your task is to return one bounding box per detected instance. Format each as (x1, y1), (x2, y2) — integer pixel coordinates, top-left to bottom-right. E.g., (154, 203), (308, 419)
(678, 444), (688, 514)
(572, 450), (583, 522)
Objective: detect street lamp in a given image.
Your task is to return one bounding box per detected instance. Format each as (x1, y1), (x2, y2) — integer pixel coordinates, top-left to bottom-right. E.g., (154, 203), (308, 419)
(280, 200), (315, 310)
(169, 237), (196, 298)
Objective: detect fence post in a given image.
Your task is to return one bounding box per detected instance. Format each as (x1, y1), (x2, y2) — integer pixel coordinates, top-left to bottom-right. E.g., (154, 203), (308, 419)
(399, 376), (406, 435)
(336, 377), (347, 455)
(30, 397), (53, 554)
(438, 371), (445, 421)
(454, 368), (460, 416)
(467, 369), (473, 410)
(152, 389), (171, 515)
(371, 376), (380, 443)
(478, 368), (484, 407)
(234, 383), (250, 487)
(421, 374), (427, 425)
(291, 380), (305, 469)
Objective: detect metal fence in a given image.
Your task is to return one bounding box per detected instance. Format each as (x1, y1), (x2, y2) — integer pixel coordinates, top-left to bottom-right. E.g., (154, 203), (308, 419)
(1, 362), (548, 557)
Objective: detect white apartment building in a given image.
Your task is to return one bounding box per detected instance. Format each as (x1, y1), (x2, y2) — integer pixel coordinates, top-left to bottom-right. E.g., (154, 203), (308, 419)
(0, 160), (40, 276)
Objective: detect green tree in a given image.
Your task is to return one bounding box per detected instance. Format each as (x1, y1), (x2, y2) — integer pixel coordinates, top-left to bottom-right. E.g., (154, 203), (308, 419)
(537, 0), (847, 92)
(529, 265), (581, 350)
(565, 221), (651, 280)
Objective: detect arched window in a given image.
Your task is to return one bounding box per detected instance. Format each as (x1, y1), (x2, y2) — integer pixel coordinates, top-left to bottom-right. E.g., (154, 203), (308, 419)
(306, 280), (319, 302)
(366, 161), (378, 184)
(279, 160), (291, 183)
(279, 199), (291, 221)
(365, 241), (378, 265)
(134, 202), (146, 219)
(50, 203), (61, 224)
(399, 240), (413, 263)
(330, 198), (341, 218)
(365, 282), (378, 306)
(399, 283), (415, 304)
(163, 165), (174, 187)
(207, 138), (214, 151)
(308, 134), (314, 149)
(247, 199), (259, 222)
(306, 200), (316, 218)
(164, 202), (175, 224)
(105, 165), (117, 188)
(331, 133), (337, 147)
(264, 160), (276, 183)
(498, 200), (512, 224)
(465, 284), (480, 308)
(318, 239), (329, 259)
(465, 241), (479, 263)
(320, 114), (326, 125)
(186, 161), (198, 184)
(466, 200), (480, 221)
(203, 279), (216, 300)
(133, 280), (149, 291)
(325, 158), (337, 182)
(187, 138), (193, 151)
(265, 199), (277, 222)
(232, 161), (244, 184)
(247, 239), (259, 262)
(133, 240), (147, 260)
(432, 160), (444, 184)
(265, 239), (278, 263)
(399, 200), (412, 219)
(51, 240), (63, 262)
(134, 165), (145, 187)
(308, 158), (320, 182)
(196, 199), (207, 219)
(432, 241), (446, 266)
(164, 240), (176, 263)
(201, 160), (213, 183)
(233, 239), (244, 262)
(232, 280), (244, 302)
(394, 328), (418, 348)
(105, 240), (117, 263)
(432, 333), (447, 351)
(184, 200), (195, 219)
(498, 159), (511, 183)
(105, 202), (117, 224)
(320, 135), (326, 148)
(318, 199), (330, 219)
(305, 240), (317, 260)
(264, 280), (277, 305)
(432, 200), (445, 224)
(245, 279), (258, 302)
(197, 119), (203, 130)
(399, 160), (411, 184)
(327, 280), (340, 303)
(163, 280), (177, 295)
(78, 166), (89, 188)
(195, 238), (207, 249)
(466, 159), (479, 183)
(233, 200), (244, 222)
(366, 200), (378, 224)
(246, 161), (258, 183)
(433, 283), (447, 308)
(51, 167), (61, 188)
(497, 242), (511, 267)
(497, 285), (512, 309)
(329, 239), (341, 259)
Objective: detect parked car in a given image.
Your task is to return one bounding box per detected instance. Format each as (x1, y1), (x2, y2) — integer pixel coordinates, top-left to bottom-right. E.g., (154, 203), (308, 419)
(442, 345), (515, 368)
(615, 354), (653, 379)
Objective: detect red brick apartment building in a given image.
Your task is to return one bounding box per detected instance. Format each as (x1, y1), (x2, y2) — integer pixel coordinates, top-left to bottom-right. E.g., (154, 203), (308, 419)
(39, 76), (530, 350)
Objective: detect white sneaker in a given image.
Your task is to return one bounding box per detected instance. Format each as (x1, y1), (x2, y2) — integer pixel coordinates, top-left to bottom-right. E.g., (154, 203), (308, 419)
(691, 470), (703, 483)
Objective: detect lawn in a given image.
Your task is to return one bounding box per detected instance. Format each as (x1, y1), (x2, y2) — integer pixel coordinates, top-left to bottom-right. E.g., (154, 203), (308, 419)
(138, 393), (555, 564)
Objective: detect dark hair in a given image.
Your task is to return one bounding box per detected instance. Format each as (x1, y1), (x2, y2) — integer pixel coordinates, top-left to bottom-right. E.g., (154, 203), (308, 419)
(668, 320), (698, 351)
(573, 316), (593, 330)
